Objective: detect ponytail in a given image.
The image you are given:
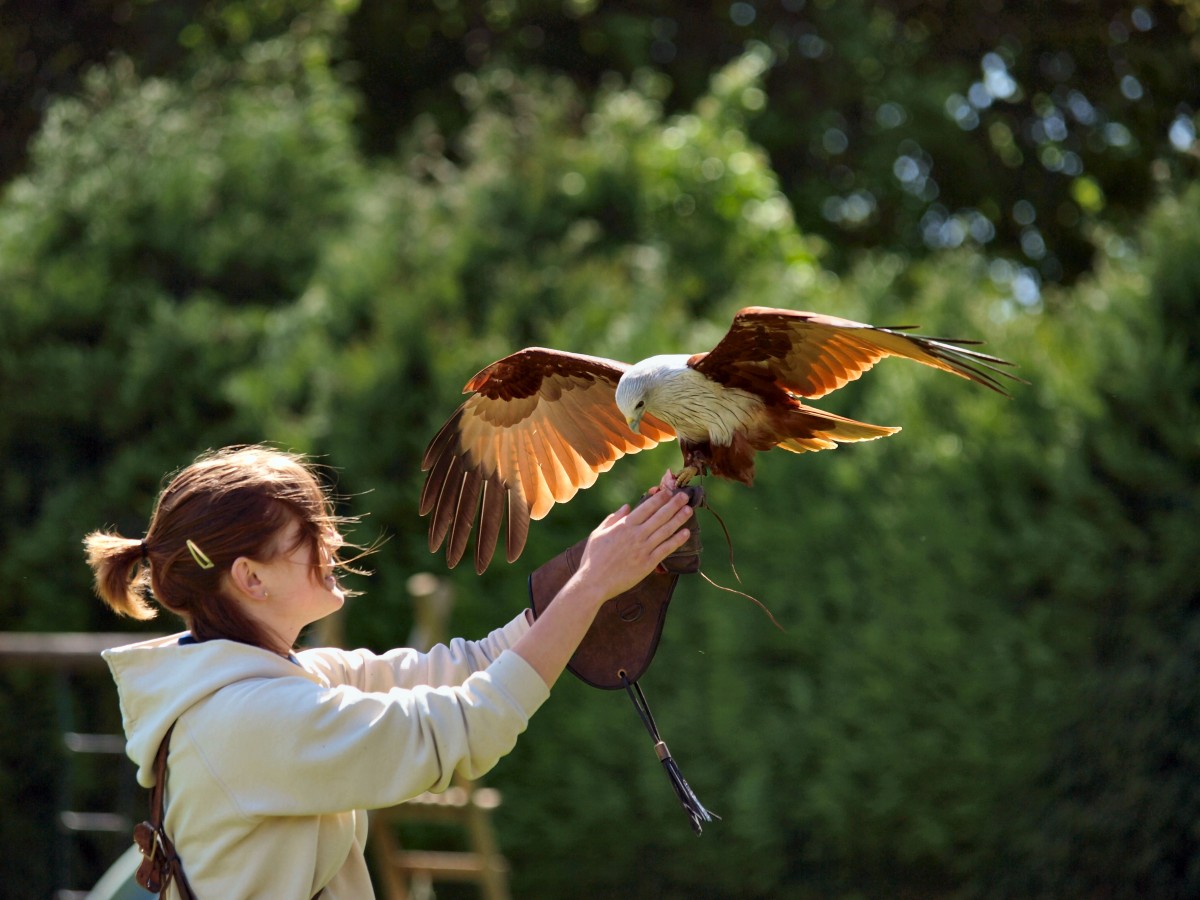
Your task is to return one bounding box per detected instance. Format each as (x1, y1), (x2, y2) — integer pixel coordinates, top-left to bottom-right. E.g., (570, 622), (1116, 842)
(84, 531), (157, 620)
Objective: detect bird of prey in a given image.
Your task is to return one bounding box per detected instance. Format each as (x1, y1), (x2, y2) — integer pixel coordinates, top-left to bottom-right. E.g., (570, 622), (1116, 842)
(420, 306), (1019, 573)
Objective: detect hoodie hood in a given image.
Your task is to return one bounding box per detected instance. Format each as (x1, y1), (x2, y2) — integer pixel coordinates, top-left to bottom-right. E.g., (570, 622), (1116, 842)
(103, 632), (319, 786)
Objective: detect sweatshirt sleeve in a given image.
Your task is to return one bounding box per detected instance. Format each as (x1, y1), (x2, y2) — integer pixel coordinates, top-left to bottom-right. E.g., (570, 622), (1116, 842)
(177, 646), (550, 818)
(298, 611), (531, 693)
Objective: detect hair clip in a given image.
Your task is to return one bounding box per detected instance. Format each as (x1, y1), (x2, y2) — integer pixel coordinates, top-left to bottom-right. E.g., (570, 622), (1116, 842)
(186, 539), (215, 570)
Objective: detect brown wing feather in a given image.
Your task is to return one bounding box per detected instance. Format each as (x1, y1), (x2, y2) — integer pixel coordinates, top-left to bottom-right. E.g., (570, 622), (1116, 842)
(475, 473), (505, 574)
(504, 485), (530, 565)
(447, 471), (482, 569)
(690, 307), (1022, 398)
(421, 347), (677, 573)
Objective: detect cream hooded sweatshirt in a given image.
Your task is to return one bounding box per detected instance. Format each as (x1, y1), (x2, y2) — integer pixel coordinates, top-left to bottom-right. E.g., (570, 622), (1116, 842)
(103, 613), (549, 899)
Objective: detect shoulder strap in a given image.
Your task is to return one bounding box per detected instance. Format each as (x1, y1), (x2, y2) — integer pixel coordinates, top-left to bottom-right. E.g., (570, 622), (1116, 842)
(133, 723), (198, 900)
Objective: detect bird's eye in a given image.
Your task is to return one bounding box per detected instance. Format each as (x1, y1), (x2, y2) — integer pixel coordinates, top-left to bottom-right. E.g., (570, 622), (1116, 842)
(635, 401), (644, 409)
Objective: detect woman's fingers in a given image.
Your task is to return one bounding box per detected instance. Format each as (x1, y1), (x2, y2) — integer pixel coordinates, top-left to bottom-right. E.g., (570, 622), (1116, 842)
(626, 485), (689, 527)
(650, 509), (692, 560)
(657, 515), (692, 553)
(625, 494), (692, 569)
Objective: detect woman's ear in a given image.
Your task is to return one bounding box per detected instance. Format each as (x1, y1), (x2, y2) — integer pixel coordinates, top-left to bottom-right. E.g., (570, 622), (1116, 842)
(228, 556), (268, 602)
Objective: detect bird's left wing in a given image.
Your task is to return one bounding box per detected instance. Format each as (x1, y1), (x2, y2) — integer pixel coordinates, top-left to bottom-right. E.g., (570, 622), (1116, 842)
(420, 347), (676, 574)
(689, 307), (1021, 398)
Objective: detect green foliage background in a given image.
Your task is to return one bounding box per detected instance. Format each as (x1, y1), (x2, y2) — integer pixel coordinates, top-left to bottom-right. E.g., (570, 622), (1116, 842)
(1, 3), (1198, 898)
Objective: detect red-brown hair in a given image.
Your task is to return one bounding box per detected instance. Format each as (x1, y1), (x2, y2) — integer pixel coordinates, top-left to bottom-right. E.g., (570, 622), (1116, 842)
(84, 445), (362, 654)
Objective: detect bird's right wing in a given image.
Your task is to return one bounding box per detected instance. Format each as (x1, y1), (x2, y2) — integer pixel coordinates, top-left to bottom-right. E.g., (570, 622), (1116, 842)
(420, 348), (676, 574)
(691, 307), (1022, 398)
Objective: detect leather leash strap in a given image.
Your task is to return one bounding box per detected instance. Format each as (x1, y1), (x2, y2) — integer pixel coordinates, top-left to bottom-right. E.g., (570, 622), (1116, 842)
(133, 724), (198, 899)
(131, 726), (325, 899)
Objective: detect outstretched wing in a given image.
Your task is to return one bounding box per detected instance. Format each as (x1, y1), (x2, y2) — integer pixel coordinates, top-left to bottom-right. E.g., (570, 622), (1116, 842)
(420, 348), (676, 574)
(689, 307), (1022, 398)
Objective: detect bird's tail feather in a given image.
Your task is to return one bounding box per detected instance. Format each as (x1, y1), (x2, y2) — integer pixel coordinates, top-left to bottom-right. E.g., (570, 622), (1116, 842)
(771, 405), (899, 454)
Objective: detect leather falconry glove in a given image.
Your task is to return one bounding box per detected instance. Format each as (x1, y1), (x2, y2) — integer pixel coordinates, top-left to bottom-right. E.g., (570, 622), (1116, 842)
(528, 485), (716, 834)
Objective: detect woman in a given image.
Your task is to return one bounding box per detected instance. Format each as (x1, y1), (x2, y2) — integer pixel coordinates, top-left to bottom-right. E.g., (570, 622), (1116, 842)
(85, 445), (692, 898)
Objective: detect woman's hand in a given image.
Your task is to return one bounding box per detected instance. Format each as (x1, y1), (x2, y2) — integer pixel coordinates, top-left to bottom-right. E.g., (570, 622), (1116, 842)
(572, 472), (692, 608)
(512, 470), (693, 688)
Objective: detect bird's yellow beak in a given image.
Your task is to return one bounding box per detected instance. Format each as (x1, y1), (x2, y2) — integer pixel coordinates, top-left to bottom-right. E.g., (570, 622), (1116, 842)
(626, 411), (643, 434)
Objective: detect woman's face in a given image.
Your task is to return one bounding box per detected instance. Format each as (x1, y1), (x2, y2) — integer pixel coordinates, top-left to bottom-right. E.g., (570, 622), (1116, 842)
(258, 520), (346, 629)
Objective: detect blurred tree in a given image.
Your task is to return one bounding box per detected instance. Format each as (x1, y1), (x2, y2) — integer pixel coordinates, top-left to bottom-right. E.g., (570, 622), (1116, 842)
(983, 185), (1200, 898)
(341, 0), (1200, 286)
(0, 0), (354, 185)
(4, 1), (1198, 287)
(0, 20), (362, 894)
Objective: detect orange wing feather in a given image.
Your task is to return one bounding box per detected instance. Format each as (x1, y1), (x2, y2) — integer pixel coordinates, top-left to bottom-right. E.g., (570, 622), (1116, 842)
(420, 348), (676, 574)
(690, 307), (1022, 398)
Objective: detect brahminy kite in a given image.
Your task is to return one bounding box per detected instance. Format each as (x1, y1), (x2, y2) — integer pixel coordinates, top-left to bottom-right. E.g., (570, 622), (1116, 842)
(420, 307), (1020, 573)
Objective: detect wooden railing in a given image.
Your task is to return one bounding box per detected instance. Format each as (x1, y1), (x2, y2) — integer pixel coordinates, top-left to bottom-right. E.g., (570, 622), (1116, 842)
(0, 630), (162, 899)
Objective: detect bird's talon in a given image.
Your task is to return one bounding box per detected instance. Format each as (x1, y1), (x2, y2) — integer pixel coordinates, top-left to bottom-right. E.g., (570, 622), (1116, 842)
(675, 466), (700, 487)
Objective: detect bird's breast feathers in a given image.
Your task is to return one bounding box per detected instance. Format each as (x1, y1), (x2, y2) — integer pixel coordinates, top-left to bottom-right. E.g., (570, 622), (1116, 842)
(650, 366), (762, 445)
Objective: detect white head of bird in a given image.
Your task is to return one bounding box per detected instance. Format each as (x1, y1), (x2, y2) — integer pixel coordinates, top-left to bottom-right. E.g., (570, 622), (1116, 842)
(615, 355), (689, 433)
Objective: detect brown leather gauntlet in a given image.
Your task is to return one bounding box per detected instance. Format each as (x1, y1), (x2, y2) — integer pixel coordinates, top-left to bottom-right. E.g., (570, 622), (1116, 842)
(528, 486), (703, 689)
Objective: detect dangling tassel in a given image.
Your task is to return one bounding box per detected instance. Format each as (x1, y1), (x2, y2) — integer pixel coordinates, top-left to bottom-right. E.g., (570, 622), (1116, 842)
(621, 673), (717, 835)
